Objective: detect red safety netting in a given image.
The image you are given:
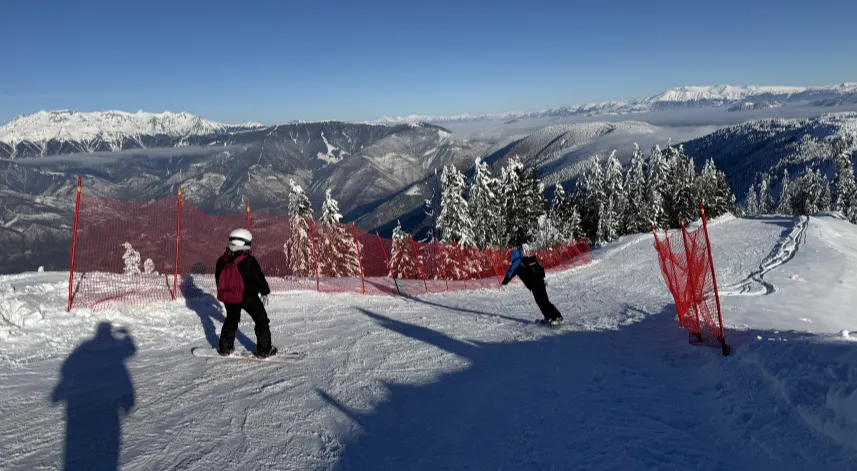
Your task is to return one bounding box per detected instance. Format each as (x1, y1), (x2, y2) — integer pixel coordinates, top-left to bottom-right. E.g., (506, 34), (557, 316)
(652, 208), (728, 355)
(67, 189), (594, 310)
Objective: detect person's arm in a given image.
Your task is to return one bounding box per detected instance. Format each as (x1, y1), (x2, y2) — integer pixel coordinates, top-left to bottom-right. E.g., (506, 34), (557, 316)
(250, 257), (271, 296)
(502, 251), (522, 285)
(215, 257), (224, 285)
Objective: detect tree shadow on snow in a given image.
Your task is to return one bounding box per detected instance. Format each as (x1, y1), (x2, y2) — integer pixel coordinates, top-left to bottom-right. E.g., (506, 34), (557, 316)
(50, 322), (136, 471)
(181, 276), (255, 352)
(318, 305), (857, 471)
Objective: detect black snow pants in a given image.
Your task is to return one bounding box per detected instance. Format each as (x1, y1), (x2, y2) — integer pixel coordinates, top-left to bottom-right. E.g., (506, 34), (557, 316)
(531, 282), (562, 321)
(219, 296), (272, 354)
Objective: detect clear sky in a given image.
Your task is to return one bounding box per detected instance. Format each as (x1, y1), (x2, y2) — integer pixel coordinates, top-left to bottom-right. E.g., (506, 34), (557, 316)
(2, 0), (856, 125)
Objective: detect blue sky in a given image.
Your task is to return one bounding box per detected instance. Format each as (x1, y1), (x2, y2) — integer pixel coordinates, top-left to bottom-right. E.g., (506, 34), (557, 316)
(2, 0), (856, 124)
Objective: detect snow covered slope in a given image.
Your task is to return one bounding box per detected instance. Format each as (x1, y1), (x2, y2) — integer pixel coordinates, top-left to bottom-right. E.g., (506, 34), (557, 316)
(2, 214), (856, 470)
(374, 82), (857, 124)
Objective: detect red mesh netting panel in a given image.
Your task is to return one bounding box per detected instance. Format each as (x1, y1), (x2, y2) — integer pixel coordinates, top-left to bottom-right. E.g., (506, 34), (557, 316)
(68, 191), (596, 309)
(355, 228), (398, 295)
(652, 225), (726, 346)
(71, 194), (179, 308)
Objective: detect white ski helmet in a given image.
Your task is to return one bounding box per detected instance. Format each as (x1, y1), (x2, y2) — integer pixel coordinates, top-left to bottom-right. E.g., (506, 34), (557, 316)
(228, 228), (253, 252)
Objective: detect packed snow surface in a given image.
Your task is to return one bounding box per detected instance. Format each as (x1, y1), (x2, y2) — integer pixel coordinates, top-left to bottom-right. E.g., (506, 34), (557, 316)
(2, 214), (857, 470)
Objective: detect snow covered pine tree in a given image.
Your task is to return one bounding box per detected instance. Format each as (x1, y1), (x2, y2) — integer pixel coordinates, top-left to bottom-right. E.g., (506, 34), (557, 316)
(317, 189), (360, 277)
(389, 221), (421, 279)
(437, 165), (475, 279)
(283, 180), (316, 277)
(469, 157), (502, 248)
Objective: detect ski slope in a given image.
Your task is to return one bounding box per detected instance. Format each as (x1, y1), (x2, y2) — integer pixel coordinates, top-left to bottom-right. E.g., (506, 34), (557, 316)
(2, 214), (857, 470)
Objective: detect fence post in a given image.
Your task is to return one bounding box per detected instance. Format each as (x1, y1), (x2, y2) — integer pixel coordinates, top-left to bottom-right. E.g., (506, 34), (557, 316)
(436, 238), (449, 291)
(309, 217), (320, 292)
(486, 247), (503, 285)
(66, 176), (82, 312)
(376, 231), (400, 296)
(173, 186), (182, 300)
(410, 235), (429, 294)
(352, 222), (366, 295)
(679, 220), (703, 340)
(700, 204), (730, 356)
(454, 242), (467, 290)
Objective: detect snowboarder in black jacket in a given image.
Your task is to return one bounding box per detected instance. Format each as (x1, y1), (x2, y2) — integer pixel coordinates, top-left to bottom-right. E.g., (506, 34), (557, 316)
(214, 228), (277, 357)
(501, 242), (564, 326)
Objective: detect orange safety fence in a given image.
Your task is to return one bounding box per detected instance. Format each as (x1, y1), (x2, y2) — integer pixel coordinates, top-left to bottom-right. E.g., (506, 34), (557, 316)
(66, 182), (593, 310)
(651, 204), (729, 356)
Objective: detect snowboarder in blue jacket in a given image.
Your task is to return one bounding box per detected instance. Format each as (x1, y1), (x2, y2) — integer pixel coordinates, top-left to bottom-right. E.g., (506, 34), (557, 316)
(502, 242), (564, 325)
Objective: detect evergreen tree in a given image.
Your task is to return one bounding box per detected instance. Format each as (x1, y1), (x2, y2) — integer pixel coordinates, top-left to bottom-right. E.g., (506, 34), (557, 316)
(776, 169), (793, 215)
(522, 165), (547, 237)
(284, 180), (315, 277)
(468, 157), (502, 248)
(317, 189), (360, 277)
(709, 166), (736, 218)
(758, 173), (775, 214)
(437, 165), (474, 246)
(623, 143), (649, 234)
(389, 221), (421, 279)
(121, 242), (141, 275)
(596, 150), (625, 243)
(645, 144), (670, 228)
(551, 183), (582, 242)
(744, 185), (759, 216)
(500, 156), (528, 246)
(833, 138), (856, 218)
(579, 155), (605, 241)
(287, 179), (312, 218)
(665, 145), (697, 226)
(791, 169), (831, 216)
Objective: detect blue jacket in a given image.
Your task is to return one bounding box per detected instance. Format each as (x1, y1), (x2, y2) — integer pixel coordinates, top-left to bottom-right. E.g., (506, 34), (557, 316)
(504, 249), (543, 290)
(505, 249), (523, 280)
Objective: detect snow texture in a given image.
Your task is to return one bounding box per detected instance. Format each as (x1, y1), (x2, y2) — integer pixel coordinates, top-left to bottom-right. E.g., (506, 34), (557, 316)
(2, 215), (857, 470)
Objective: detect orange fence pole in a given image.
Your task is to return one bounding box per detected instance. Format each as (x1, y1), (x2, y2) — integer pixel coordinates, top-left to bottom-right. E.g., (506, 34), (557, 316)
(173, 186), (182, 300)
(246, 199), (251, 230)
(410, 235), (428, 294)
(352, 222), (365, 295)
(67, 176), (82, 312)
(436, 238), (449, 291)
(700, 204), (730, 356)
(309, 217), (320, 292)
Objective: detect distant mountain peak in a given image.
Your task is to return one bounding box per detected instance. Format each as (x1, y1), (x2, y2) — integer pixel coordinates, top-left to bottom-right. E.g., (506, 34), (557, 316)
(371, 82), (857, 125)
(0, 110), (263, 145)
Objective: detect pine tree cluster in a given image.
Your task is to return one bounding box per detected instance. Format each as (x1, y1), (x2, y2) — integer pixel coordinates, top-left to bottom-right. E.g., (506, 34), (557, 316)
(574, 142), (735, 244)
(743, 135), (856, 223)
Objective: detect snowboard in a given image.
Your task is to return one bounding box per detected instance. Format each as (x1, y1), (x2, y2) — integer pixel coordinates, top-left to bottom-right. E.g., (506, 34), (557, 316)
(533, 318), (580, 331)
(191, 346), (306, 363)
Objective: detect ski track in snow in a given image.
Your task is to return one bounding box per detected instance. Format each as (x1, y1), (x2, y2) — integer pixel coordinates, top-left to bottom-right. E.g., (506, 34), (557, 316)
(720, 216), (809, 296)
(2, 215), (857, 470)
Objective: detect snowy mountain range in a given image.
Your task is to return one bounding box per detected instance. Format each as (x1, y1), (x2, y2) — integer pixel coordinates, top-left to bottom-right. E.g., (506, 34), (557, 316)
(372, 82), (857, 124)
(0, 110), (263, 158)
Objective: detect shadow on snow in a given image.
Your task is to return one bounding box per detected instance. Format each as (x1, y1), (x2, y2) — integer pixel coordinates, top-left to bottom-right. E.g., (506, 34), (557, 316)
(51, 322), (137, 471)
(318, 306), (857, 471)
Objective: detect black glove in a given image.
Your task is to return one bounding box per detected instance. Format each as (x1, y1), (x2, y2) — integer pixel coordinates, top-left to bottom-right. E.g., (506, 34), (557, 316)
(501, 276), (510, 286)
